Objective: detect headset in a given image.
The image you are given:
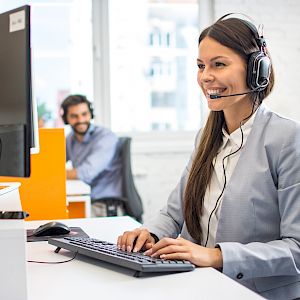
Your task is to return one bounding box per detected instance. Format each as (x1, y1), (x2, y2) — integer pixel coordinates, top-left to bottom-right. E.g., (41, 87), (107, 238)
(209, 13), (271, 100)
(61, 94), (94, 125)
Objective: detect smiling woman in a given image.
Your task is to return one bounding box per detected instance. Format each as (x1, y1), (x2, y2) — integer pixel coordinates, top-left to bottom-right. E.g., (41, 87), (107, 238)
(184, 15), (274, 247)
(117, 14), (300, 300)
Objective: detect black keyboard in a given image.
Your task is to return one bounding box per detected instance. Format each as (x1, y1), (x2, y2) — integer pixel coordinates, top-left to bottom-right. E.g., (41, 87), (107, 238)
(48, 237), (195, 276)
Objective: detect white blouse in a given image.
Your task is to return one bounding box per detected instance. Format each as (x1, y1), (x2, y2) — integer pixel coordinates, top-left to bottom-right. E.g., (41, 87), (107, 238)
(200, 111), (257, 247)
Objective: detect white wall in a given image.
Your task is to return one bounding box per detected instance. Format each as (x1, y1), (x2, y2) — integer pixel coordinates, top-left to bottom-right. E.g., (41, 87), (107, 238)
(129, 132), (195, 222)
(133, 151), (190, 222)
(132, 0), (300, 222)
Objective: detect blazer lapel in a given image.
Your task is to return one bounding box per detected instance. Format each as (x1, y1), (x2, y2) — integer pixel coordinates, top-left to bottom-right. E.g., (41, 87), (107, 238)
(215, 103), (272, 242)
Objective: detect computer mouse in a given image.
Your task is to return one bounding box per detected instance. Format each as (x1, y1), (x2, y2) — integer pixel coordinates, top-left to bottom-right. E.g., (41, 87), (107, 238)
(32, 221), (71, 237)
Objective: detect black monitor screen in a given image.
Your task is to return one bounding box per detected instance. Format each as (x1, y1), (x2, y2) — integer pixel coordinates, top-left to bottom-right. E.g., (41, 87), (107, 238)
(0, 5), (31, 177)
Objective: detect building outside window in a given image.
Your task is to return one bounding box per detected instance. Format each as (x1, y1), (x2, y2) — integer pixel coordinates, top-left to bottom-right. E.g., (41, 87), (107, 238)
(109, 0), (202, 132)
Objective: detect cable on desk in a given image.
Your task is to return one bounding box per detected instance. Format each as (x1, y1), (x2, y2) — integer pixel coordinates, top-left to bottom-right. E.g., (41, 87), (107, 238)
(27, 251), (78, 264)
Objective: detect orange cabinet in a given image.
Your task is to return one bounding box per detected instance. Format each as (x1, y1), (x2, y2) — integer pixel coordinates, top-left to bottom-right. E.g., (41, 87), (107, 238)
(0, 128), (68, 220)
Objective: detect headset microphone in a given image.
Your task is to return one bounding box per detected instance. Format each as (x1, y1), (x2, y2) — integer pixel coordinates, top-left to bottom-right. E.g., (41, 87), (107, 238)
(209, 90), (255, 99)
(209, 81), (268, 100)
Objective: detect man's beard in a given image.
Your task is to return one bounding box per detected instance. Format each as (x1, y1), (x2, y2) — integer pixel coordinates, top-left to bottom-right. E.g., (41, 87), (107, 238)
(71, 122), (90, 135)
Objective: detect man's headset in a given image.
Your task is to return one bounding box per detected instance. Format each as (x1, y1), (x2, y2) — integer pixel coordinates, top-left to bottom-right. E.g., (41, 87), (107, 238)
(209, 13), (271, 100)
(61, 95), (94, 125)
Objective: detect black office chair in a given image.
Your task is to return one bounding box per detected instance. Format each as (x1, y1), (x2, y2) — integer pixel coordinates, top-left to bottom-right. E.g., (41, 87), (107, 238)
(91, 137), (144, 222)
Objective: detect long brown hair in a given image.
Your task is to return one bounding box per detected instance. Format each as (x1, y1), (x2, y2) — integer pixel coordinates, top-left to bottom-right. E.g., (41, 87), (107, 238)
(184, 18), (275, 243)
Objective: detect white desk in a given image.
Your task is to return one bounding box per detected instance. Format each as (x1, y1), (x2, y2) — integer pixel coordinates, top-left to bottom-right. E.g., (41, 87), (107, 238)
(25, 217), (263, 300)
(66, 180), (91, 217)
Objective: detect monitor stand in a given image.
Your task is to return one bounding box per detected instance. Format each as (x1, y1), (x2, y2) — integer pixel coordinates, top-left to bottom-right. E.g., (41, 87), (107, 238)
(0, 183), (28, 300)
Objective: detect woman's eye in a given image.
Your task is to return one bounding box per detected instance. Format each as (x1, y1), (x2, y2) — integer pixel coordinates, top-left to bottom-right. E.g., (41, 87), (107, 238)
(197, 63), (205, 70)
(215, 62), (226, 67)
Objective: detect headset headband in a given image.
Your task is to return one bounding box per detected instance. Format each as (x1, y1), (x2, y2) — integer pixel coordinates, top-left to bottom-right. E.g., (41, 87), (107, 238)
(216, 13), (267, 51)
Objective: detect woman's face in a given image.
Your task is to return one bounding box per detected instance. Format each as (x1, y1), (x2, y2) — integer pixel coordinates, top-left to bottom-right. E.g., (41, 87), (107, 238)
(197, 36), (251, 112)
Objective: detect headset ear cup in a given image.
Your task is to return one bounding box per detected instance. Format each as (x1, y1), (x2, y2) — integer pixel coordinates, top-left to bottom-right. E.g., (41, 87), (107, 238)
(89, 104), (94, 119)
(247, 52), (260, 90)
(258, 55), (271, 87)
(61, 110), (68, 124)
(63, 114), (68, 125)
(247, 52), (271, 90)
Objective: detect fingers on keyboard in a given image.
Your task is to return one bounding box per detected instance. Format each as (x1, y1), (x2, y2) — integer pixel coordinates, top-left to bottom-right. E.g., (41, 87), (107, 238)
(133, 231), (151, 253)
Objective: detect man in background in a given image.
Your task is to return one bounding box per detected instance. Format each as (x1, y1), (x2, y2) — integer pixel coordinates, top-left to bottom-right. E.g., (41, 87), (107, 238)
(61, 94), (123, 217)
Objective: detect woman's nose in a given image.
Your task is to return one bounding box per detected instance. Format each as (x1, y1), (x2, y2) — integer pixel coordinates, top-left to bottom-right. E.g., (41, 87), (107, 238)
(197, 71), (215, 86)
(199, 68), (214, 83)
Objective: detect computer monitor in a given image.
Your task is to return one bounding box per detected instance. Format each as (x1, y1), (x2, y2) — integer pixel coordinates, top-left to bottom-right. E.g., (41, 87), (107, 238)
(0, 5), (37, 177)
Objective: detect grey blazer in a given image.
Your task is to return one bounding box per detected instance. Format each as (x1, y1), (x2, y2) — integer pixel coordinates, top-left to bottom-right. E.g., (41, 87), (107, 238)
(144, 103), (300, 300)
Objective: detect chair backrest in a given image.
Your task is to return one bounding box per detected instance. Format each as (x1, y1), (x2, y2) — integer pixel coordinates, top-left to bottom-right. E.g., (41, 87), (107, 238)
(118, 137), (143, 222)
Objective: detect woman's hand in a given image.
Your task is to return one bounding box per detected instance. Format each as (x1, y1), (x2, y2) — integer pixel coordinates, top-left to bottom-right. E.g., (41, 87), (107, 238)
(117, 228), (156, 253)
(144, 237), (223, 268)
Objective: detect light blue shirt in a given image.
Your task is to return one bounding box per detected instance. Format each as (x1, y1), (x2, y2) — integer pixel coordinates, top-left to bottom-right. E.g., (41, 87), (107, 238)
(66, 124), (122, 199)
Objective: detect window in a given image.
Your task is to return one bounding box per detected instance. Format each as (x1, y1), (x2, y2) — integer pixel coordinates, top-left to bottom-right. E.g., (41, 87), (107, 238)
(1, 0), (203, 133)
(108, 0), (201, 132)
